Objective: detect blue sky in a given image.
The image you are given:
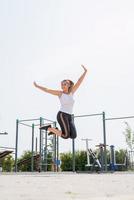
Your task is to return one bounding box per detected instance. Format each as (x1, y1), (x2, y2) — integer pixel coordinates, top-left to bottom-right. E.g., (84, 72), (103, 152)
(0, 0), (134, 155)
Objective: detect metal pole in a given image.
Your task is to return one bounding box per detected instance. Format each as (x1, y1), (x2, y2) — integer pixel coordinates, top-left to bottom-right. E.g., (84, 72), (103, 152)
(44, 130), (47, 172)
(56, 135), (59, 172)
(74, 113), (103, 118)
(15, 119), (19, 172)
(105, 115), (134, 121)
(0, 132), (8, 135)
(0, 147), (15, 150)
(72, 139), (75, 172)
(53, 122), (57, 172)
(31, 124), (34, 172)
(99, 146), (104, 171)
(81, 139), (92, 166)
(102, 112), (107, 172)
(85, 139), (90, 166)
(39, 117), (43, 172)
(19, 118), (41, 122)
(72, 114), (75, 172)
(35, 137), (38, 155)
(110, 145), (116, 171)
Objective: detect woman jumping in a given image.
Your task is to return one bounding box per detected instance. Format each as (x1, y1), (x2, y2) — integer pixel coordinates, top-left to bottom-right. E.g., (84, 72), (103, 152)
(33, 64), (87, 139)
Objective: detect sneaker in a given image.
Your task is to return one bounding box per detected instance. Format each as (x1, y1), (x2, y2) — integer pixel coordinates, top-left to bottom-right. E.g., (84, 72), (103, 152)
(48, 132), (54, 136)
(39, 124), (51, 131)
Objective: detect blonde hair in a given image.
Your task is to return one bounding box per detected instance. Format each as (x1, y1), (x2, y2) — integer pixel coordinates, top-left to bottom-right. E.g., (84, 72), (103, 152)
(68, 80), (74, 94)
(62, 79), (74, 94)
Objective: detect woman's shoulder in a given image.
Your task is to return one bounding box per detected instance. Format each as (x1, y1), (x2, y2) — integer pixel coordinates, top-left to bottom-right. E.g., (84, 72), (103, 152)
(58, 91), (63, 98)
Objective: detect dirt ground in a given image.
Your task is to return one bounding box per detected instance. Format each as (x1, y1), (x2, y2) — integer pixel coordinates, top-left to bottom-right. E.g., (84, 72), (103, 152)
(0, 172), (134, 200)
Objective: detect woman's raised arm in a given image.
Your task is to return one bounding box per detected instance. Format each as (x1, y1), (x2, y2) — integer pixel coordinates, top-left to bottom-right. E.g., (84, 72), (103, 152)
(33, 81), (62, 96)
(71, 65), (88, 94)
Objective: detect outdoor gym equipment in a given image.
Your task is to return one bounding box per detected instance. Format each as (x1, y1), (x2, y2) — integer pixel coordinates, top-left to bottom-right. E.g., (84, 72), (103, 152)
(15, 117), (59, 172)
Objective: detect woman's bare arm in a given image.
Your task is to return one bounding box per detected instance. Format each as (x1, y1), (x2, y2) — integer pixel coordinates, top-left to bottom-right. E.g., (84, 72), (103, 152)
(71, 65), (88, 94)
(33, 81), (62, 96)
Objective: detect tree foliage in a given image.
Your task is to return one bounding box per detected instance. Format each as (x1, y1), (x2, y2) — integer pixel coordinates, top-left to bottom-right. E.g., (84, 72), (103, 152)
(2, 155), (14, 172)
(17, 150), (53, 172)
(123, 122), (134, 151)
(17, 151), (33, 171)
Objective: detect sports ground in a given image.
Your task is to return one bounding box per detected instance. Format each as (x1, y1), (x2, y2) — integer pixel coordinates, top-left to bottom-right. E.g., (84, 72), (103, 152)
(0, 172), (134, 200)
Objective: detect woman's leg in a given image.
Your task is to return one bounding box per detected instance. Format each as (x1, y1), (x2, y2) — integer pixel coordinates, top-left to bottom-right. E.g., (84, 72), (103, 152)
(69, 116), (77, 139)
(57, 111), (70, 139)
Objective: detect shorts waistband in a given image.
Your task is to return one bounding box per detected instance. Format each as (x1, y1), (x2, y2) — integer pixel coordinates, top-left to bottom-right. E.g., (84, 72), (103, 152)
(58, 111), (72, 116)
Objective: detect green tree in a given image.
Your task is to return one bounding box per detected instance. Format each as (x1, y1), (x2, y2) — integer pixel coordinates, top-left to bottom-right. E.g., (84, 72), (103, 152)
(60, 149), (128, 172)
(60, 152), (73, 171)
(75, 151), (87, 171)
(123, 122), (134, 151)
(115, 149), (128, 171)
(17, 151), (34, 171)
(17, 150), (54, 172)
(60, 150), (88, 171)
(2, 155), (14, 172)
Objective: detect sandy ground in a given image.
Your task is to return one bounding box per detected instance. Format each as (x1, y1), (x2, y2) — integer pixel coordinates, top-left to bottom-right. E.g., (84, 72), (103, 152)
(0, 172), (134, 200)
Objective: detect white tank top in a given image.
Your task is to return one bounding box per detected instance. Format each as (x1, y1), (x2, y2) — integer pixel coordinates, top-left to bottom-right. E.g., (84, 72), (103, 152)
(59, 92), (75, 114)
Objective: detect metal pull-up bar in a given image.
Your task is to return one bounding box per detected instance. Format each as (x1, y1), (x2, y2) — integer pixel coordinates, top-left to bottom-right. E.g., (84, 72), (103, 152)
(0, 132), (8, 135)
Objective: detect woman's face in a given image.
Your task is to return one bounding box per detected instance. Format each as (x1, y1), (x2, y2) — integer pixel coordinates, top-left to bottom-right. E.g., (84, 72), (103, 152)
(61, 80), (70, 92)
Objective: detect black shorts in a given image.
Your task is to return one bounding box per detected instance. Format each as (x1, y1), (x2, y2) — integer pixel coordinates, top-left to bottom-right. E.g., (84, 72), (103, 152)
(57, 111), (77, 139)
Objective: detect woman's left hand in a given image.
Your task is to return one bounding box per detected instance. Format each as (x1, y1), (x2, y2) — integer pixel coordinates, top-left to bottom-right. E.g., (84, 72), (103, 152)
(33, 81), (38, 87)
(81, 64), (87, 72)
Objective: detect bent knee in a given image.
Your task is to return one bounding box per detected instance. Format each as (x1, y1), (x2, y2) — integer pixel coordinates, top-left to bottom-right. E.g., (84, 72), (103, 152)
(61, 135), (70, 139)
(70, 134), (77, 139)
